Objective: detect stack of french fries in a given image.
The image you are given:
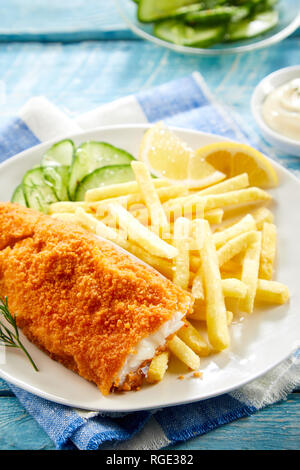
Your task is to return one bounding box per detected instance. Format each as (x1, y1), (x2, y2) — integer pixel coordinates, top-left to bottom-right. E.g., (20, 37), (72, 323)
(49, 160), (290, 384)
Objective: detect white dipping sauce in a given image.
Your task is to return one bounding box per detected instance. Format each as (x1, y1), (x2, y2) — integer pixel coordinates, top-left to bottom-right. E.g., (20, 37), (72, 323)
(262, 78), (300, 141)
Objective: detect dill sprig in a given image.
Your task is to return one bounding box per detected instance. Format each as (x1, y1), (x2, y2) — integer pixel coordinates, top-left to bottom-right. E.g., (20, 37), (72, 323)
(0, 297), (38, 371)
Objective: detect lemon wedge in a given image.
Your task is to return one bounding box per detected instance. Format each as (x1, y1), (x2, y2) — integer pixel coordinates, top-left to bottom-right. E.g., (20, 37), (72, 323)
(195, 142), (278, 188)
(138, 122), (191, 181)
(138, 122), (225, 188)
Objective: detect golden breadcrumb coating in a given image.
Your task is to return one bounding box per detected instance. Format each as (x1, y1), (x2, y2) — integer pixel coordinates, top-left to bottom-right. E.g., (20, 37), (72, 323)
(0, 203), (193, 394)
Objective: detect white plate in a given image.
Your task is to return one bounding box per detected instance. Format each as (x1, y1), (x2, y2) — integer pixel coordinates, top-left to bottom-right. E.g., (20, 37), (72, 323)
(0, 124), (299, 412)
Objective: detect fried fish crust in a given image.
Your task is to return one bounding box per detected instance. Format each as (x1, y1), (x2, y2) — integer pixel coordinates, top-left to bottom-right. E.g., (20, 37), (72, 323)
(0, 203), (193, 394)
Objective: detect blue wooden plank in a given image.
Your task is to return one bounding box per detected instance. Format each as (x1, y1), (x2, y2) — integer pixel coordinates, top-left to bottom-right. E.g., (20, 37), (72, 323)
(0, 37), (299, 124)
(169, 394), (300, 450)
(0, 379), (13, 396)
(0, 0), (132, 41)
(0, 397), (55, 450)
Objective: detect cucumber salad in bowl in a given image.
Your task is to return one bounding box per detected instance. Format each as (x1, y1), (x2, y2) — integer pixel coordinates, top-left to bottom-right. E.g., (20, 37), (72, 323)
(135, 0), (280, 48)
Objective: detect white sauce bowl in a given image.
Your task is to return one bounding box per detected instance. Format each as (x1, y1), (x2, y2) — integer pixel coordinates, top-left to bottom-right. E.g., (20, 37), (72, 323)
(251, 65), (300, 157)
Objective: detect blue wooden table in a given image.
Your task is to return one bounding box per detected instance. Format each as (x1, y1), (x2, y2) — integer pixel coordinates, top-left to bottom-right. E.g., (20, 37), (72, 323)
(0, 1), (299, 450)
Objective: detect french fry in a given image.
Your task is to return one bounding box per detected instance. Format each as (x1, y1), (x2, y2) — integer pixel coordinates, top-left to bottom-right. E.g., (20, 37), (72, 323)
(49, 201), (88, 214)
(108, 203), (178, 259)
(189, 220), (206, 286)
(153, 183), (189, 202)
(85, 178), (169, 202)
(217, 230), (258, 267)
(213, 208), (253, 232)
(188, 299), (206, 321)
(190, 278), (248, 316)
(226, 311), (233, 325)
(192, 276), (248, 300)
(191, 269), (205, 300)
(128, 184), (189, 225)
(204, 208), (224, 225)
(95, 185), (189, 220)
(168, 216), (207, 243)
(95, 223), (128, 246)
(225, 297), (240, 316)
(164, 194), (205, 220)
(147, 351), (170, 383)
(73, 207), (101, 232)
(189, 254), (202, 273)
(213, 204), (270, 233)
(69, 210), (177, 279)
(189, 300), (238, 323)
(96, 195), (141, 217)
(220, 260), (242, 278)
(201, 220), (230, 351)
(213, 214), (256, 249)
(190, 218), (205, 298)
(251, 206), (274, 230)
(131, 161), (169, 234)
(133, 189), (209, 226)
(221, 278), (248, 299)
(129, 184), (189, 206)
(202, 187), (271, 211)
(195, 173), (249, 196)
(74, 208), (128, 245)
(190, 278), (290, 310)
(239, 231), (262, 313)
(168, 335), (200, 370)
(255, 279), (290, 304)
(124, 240), (174, 279)
(177, 321), (210, 356)
(191, 218), (205, 251)
(259, 222), (276, 280)
(52, 209), (128, 248)
(129, 207), (150, 226)
(173, 217), (191, 289)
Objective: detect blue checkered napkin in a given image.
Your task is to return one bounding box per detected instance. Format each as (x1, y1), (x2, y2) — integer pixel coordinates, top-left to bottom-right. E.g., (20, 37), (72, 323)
(2, 73), (300, 450)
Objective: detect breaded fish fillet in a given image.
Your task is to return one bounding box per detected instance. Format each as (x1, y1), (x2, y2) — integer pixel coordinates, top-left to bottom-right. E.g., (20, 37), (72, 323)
(0, 203), (193, 394)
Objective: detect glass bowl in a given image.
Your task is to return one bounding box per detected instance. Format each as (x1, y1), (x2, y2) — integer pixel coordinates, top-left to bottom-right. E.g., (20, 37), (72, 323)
(114, 0), (300, 55)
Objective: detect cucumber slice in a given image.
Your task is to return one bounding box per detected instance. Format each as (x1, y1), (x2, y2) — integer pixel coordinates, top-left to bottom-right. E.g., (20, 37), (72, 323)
(11, 184), (27, 206)
(138, 0), (203, 23)
(253, 0), (278, 13)
(204, 0), (227, 6)
(42, 165), (70, 201)
(230, 5), (251, 22)
(42, 139), (75, 167)
(74, 164), (136, 202)
(185, 5), (250, 24)
(230, 0), (260, 5)
(226, 10), (278, 41)
(154, 20), (226, 47)
(23, 167), (59, 213)
(68, 141), (135, 200)
(185, 7), (233, 25)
